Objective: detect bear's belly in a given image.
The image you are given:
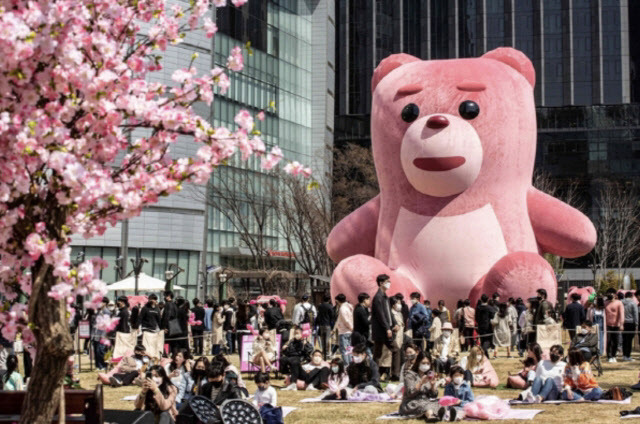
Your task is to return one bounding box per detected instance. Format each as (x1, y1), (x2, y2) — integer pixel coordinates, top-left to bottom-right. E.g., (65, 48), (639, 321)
(388, 204), (508, 300)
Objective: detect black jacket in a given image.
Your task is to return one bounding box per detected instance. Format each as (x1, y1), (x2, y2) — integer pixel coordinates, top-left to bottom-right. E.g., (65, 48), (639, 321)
(264, 306), (284, 330)
(115, 307), (131, 333)
(161, 300), (178, 330)
(177, 307), (189, 336)
(282, 339), (313, 360)
(347, 357), (381, 391)
(138, 304), (161, 332)
(191, 306), (205, 331)
(371, 289), (395, 342)
(223, 309), (234, 332)
(316, 302), (334, 327)
(200, 381), (243, 405)
(563, 302), (586, 330)
(475, 303), (494, 333)
(353, 304), (371, 340)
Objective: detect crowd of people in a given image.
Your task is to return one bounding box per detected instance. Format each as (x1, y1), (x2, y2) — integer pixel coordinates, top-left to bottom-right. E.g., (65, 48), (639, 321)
(2, 275), (640, 423)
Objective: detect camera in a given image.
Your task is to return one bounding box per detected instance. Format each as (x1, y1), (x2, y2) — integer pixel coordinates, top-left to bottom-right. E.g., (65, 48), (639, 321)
(145, 370), (153, 380)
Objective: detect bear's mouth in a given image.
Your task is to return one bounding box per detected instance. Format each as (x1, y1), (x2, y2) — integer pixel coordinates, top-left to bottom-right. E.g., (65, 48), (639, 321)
(413, 156), (466, 171)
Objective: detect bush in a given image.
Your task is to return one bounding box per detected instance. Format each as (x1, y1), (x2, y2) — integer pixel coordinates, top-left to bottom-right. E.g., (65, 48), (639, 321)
(597, 271), (622, 295)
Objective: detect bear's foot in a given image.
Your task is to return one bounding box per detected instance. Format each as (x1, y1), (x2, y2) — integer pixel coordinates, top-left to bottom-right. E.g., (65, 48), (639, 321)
(469, 252), (557, 305)
(330, 254), (421, 304)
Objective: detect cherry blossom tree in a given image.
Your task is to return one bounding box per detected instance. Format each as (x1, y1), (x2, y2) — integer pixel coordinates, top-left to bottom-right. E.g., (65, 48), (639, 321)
(0, 0), (298, 421)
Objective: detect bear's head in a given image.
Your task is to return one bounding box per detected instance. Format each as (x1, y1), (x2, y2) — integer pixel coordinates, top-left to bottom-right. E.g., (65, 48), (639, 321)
(371, 48), (537, 215)
(567, 286), (596, 307)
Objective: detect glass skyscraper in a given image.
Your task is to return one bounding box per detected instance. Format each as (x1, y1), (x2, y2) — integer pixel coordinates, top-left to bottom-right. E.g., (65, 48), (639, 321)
(71, 0), (335, 301)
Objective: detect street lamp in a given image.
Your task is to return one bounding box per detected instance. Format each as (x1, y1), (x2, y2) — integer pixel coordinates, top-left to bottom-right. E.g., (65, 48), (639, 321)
(217, 272), (229, 301)
(164, 263), (184, 292)
(130, 257), (148, 295)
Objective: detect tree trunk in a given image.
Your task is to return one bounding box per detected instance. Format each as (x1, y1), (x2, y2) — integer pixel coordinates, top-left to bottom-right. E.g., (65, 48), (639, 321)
(21, 262), (74, 424)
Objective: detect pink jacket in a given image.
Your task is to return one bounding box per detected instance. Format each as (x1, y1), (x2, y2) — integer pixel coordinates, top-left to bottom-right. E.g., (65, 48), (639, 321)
(335, 303), (354, 334)
(605, 300), (624, 328)
(328, 373), (349, 393)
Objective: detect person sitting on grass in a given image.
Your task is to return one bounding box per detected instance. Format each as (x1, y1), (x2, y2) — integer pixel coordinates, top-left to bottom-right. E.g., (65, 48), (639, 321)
(506, 357), (536, 390)
(569, 320), (598, 361)
(108, 344), (150, 388)
(186, 356), (209, 398)
(529, 344), (566, 403)
(439, 366), (473, 421)
(134, 365), (178, 424)
(561, 348), (603, 401)
(211, 354), (247, 395)
(399, 351), (441, 421)
(280, 326), (314, 390)
(252, 372), (277, 408)
(1, 355), (24, 391)
(252, 327), (277, 374)
(432, 322), (460, 376)
(347, 343), (382, 394)
(459, 346), (499, 388)
(164, 348), (193, 407)
(200, 363), (244, 405)
(322, 357), (349, 400)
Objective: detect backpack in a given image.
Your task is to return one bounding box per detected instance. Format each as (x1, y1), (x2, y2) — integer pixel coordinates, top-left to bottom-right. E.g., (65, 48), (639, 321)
(301, 304), (314, 325)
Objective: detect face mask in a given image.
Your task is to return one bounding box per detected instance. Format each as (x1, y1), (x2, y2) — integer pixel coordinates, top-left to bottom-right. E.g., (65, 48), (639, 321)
(581, 328), (589, 335)
(331, 366), (340, 373)
(419, 364), (431, 372)
(393, 304), (402, 312)
(193, 369), (205, 378)
(153, 377), (162, 386)
(537, 296), (542, 301)
(142, 357), (149, 363)
(550, 353), (560, 363)
(352, 356), (364, 364)
(312, 356), (322, 365)
(442, 332), (451, 339)
(476, 355), (483, 362)
(406, 354), (416, 361)
(411, 299), (418, 305)
(453, 376), (464, 385)
(211, 380), (223, 388)
(383, 282), (391, 290)
(135, 353), (143, 359)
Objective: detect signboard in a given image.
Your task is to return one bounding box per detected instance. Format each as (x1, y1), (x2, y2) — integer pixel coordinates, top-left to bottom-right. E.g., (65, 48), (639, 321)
(267, 250), (296, 258)
(239, 334), (281, 372)
(78, 320), (91, 339)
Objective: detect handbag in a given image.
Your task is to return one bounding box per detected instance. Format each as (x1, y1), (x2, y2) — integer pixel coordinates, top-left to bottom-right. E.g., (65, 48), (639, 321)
(168, 318), (182, 337)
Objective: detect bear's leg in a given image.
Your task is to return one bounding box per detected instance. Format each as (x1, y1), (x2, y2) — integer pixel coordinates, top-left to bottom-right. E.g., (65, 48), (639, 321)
(469, 252), (557, 306)
(330, 254), (421, 304)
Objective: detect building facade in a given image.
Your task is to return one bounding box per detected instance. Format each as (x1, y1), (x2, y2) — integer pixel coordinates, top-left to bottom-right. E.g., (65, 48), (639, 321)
(71, 0), (335, 301)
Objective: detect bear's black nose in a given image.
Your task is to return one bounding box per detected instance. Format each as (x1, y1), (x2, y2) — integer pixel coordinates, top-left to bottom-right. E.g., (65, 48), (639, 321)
(426, 115), (449, 129)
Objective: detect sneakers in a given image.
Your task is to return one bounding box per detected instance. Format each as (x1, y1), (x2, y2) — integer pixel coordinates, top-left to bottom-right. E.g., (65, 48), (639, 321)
(282, 383), (297, 391)
(448, 407), (457, 422)
(109, 376), (122, 387)
(608, 357), (617, 363)
(306, 384), (317, 391)
(437, 407), (447, 422)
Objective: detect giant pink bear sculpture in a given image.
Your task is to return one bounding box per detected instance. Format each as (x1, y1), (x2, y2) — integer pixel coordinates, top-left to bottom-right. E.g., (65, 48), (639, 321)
(327, 48), (597, 308)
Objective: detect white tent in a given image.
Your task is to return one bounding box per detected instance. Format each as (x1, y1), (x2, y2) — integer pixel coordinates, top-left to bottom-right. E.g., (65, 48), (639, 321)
(107, 273), (184, 292)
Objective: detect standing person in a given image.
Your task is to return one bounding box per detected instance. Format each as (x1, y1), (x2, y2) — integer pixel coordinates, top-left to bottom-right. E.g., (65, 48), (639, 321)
(137, 294), (162, 356)
(211, 304), (225, 355)
(533, 289), (553, 328)
(622, 291), (638, 361)
(293, 294), (317, 346)
(461, 299), (476, 352)
(91, 297), (111, 371)
(507, 298), (519, 353)
(408, 292), (428, 351)
(423, 300), (433, 349)
(475, 295), (494, 357)
(161, 291), (179, 355)
(174, 297), (190, 352)
(563, 293), (586, 341)
(605, 291), (624, 362)
(371, 274), (397, 367)
(587, 296), (606, 355)
(115, 296), (131, 334)
(491, 303), (514, 359)
(395, 293), (410, 329)
(203, 299), (214, 334)
(316, 294), (334, 360)
(264, 299), (284, 332)
(352, 293), (371, 349)
(438, 300), (450, 324)
(1, 355), (24, 391)
(222, 301), (236, 354)
(191, 299), (205, 356)
(380, 297), (404, 381)
(235, 300), (250, 358)
(428, 309), (442, 353)
(335, 293), (354, 364)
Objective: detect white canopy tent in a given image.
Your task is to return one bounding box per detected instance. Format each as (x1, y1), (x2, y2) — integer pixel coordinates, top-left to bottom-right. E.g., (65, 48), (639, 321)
(107, 272), (184, 292)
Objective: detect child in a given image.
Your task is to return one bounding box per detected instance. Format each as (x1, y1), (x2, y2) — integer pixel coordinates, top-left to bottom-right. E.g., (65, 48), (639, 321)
(440, 366), (474, 421)
(509, 357), (536, 390)
(322, 358), (349, 400)
(253, 372), (277, 408)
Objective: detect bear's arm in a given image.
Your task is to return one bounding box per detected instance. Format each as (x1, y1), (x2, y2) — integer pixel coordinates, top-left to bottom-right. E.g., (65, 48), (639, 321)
(326, 195), (380, 263)
(527, 187), (597, 258)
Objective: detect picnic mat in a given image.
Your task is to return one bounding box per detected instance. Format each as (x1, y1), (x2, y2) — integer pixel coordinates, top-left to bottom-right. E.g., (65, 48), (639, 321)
(377, 410), (544, 420)
(282, 407), (297, 418)
(299, 397), (400, 403)
(510, 397), (631, 405)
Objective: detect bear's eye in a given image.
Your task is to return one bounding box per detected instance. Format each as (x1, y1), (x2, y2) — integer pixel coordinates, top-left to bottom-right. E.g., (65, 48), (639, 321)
(401, 103), (420, 123)
(459, 100), (480, 120)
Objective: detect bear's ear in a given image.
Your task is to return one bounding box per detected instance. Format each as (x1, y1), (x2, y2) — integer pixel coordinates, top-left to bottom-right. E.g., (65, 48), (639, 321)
(482, 47), (535, 87)
(569, 286), (577, 292)
(587, 287), (595, 293)
(372, 53), (421, 92)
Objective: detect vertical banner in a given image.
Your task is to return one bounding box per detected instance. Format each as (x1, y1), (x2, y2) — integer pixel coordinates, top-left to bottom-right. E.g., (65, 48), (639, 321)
(240, 334), (281, 372)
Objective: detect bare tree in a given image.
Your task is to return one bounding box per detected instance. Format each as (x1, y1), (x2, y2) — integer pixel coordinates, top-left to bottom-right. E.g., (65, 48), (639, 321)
(332, 144), (379, 223)
(271, 173), (334, 277)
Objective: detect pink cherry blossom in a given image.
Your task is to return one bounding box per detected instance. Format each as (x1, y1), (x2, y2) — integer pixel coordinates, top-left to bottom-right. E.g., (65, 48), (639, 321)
(261, 146), (284, 170)
(256, 111), (265, 121)
(234, 110), (254, 132)
(95, 315), (120, 333)
(203, 18), (218, 38)
(227, 46), (244, 72)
